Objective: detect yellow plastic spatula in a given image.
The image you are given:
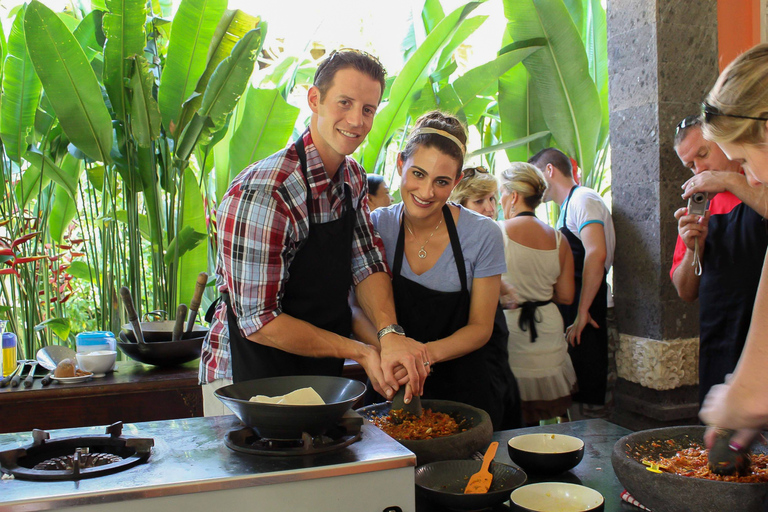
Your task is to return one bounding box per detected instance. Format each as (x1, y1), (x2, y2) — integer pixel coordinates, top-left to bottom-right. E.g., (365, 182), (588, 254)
(464, 441), (499, 494)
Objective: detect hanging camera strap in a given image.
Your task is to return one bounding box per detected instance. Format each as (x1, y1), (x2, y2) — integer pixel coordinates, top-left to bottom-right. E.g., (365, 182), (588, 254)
(692, 238), (703, 276)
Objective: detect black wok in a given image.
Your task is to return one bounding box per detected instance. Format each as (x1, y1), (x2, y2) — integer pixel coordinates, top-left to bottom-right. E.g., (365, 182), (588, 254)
(122, 321), (207, 342)
(612, 426), (768, 512)
(215, 376), (366, 439)
(117, 331), (204, 367)
(357, 400), (493, 465)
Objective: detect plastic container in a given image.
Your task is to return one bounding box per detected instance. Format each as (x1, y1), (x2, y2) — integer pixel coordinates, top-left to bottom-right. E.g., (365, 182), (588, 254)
(76, 331), (117, 354)
(2, 332), (17, 377)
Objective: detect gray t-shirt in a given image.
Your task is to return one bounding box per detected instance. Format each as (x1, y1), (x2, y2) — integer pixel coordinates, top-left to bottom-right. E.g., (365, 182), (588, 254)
(371, 202), (506, 293)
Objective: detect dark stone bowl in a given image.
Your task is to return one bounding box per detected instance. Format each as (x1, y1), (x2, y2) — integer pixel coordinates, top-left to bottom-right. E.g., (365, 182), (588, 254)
(507, 433), (585, 476)
(357, 400), (493, 465)
(612, 426), (768, 512)
(415, 460), (527, 511)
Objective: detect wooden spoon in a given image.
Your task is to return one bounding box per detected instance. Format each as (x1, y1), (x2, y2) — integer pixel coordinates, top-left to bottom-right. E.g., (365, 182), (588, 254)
(464, 441), (499, 494)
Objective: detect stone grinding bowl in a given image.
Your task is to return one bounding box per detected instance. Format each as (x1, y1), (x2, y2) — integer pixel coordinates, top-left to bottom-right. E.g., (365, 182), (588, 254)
(612, 426), (768, 512)
(356, 400), (493, 465)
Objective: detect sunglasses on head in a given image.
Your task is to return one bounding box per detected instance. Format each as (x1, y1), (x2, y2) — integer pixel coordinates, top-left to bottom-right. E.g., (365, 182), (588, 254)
(462, 166), (489, 179)
(701, 101), (768, 124)
(675, 115), (700, 135)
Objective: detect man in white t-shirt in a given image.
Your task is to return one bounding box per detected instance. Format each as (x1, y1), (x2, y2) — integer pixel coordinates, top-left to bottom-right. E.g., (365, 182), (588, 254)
(530, 148), (615, 413)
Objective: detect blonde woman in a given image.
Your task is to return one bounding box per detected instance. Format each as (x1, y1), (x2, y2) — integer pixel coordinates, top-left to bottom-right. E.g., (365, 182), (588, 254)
(498, 162), (577, 425)
(692, 44), (768, 440)
(449, 166), (499, 218)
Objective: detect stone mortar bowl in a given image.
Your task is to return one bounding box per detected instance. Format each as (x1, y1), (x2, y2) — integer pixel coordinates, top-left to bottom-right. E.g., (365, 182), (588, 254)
(357, 399), (493, 465)
(612, 426), (768, 512)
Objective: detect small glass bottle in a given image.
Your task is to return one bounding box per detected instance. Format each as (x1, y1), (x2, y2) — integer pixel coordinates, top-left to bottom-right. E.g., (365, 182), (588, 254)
(2, 332), (17, 377)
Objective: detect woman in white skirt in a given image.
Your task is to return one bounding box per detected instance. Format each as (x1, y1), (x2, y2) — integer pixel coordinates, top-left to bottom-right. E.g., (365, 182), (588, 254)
(498, 162), (577, 425)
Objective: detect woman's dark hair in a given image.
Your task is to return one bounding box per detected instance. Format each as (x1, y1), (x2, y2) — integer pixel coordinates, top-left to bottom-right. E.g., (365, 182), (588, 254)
(314, 49), (387, 103)
(367, 174), (385, 196)
(400, 111), (467, 176)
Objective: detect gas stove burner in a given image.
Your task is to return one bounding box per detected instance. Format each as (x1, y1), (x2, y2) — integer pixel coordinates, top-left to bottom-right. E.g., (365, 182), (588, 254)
(0, 422), (154, 481)
(226, 409), (364, 456)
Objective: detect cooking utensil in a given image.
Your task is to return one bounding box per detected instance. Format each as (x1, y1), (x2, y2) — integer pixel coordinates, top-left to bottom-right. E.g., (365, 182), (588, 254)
(172, 304), (187, 342)
(120, 286), (146, 344)
(415, 459), (527, 510)
(10, 360), (31, 388)
(121, 321), (207, 342)
(22, 361), (38, 388)
(36, 345), (77, 371)
(612, 426), (768, 512)
(390, 385), (422, 424)
(0, 362), (21, 388)
(41, 371), (54, 386)
(708, 428), (753, 476)
(186, 272), (208, 334)
(117, 331), (204, 367)
(465, 441), (498, 494)
(357, 400), (494, 465)
(215, 376), (366, 439)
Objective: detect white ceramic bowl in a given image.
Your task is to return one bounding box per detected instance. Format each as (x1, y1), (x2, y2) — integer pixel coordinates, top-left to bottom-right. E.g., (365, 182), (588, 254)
(76, 350), (117, 377)
(510, 482), (604, 511)
(508, 433), (585, 475)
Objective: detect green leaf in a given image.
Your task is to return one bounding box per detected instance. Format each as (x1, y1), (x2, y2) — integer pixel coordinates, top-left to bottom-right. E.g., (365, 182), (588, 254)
(67, 260), (96, 280)
(164, 224), (205, 265)
(1, 7), (42, 163)
(49, 154), (84, 243)
(562, 0), (584, 35)
(115, 209), (151, 240)
(585, 0), (609, 152)
(228, 87), (300, 192)
(15, 164), (50, 209)
(499, 61), (550, 162)
(437, 15), (488, 72)
(86, 164), (105, 191)
(361, 2), (482, 171)
(127, 55), (161, 147)
(103, 0), (147, 123)
(24, 149), (79, 202)
(24, 0), (113, 163)
(158, 0), (227, 138)
(176, 166), (208, 310)
(73, 10), (105, 63)
(504, 0), (601, 175)
(35, 317), (71, 340)
(467, 130), (551, 157)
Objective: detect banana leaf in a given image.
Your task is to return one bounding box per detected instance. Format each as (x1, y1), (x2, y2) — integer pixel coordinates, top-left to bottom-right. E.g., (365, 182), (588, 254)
(72, 10), (105, 63)
(499, 61), (551, 163)
(175, 27), (263, 162)
(504, 0), (601, 175)
(15, 165), (50, 210)
(103, 0), (147, 123)
(227, 87), (300, 196)
(164, 224), (206, 266)
(436, 15), (487, 73)
(361, 1), (482, 172)
(48, 154), (84, 244)
(127, 55), (161, 148)
(562, 0), (584, 36)
(24, 1), (113, 164)
(24, 149), (78, 202)
(158, 0), (227, 138)
(585, 0), (609, 150)
(175, 166), (207, 312)
(0, 18), (6, 84)
(175, 9), (261, 136)
(1, 6), (42, 163)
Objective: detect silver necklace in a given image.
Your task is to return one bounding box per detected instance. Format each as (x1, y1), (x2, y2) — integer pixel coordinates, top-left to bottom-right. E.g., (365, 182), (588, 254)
(405, 217), (444, 259)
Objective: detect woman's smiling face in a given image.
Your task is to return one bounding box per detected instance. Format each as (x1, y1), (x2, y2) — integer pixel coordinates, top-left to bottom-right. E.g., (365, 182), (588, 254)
(397, 146), (462, 220)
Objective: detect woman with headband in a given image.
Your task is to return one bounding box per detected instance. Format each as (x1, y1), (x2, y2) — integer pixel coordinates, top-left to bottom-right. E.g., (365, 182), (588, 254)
(355, 111), (521, 429)
(695, 43), (768, 442)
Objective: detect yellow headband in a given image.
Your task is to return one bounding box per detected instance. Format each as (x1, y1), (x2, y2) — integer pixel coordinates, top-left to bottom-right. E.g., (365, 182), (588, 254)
(410, 127), (466, 156)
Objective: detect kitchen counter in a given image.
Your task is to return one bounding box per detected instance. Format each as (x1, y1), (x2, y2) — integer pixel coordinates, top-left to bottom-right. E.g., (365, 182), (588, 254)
(0, 360), (203, 434)
(416, 419), (641, 512)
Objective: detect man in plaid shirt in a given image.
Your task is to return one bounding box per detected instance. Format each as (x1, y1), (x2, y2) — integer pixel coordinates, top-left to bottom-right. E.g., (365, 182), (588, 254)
(200, 50), (429, 414)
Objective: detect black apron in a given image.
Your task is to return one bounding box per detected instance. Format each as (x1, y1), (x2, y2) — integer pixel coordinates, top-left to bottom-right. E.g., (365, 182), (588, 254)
(558, 186), (608, 405)
(226, 136), (354, 382)
(392, 205), (520, 430)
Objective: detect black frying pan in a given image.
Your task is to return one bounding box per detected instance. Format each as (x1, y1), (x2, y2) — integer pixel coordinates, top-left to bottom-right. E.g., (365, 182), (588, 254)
(117, 331), (204, 366)
(121, 321), (207, 343)
(215, 376), (366, 439)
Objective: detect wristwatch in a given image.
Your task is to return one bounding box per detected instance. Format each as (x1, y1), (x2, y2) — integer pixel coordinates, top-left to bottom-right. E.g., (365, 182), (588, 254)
(377, 324), (405, 341)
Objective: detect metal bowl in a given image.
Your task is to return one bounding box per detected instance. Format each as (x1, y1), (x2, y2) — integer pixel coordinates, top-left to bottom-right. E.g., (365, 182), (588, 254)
(121, 322), (208, 343)
(507, 433), (585, 476)
(415, 459), (527, 510)
(612, 426), (768, 512)
(215, 376), (367, 439)
(117, 331), (204, 367)
(357, 400), (493, 465)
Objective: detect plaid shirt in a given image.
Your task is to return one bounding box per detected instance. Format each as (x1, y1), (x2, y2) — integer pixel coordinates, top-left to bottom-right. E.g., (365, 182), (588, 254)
(199, 129), (389, 383)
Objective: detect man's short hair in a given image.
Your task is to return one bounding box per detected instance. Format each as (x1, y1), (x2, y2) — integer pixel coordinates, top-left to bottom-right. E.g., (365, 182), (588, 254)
(674, 115), (702, 148)
(313, 49), (387, 103)
(528, 148), (573, 178)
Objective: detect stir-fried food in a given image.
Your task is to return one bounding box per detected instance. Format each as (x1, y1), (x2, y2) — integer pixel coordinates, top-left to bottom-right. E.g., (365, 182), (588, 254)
(642, 443), (768, 482)
(370, 409), (466, 440)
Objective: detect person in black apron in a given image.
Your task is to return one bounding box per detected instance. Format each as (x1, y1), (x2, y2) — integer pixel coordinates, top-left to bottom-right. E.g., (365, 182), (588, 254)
(356, 111), (521, 430)
(557, 185), (609, 405)
(200, 51), (431, 406)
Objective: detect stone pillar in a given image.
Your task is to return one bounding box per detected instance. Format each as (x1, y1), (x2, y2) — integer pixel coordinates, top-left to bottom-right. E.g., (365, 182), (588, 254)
(607, 0), (719, 429)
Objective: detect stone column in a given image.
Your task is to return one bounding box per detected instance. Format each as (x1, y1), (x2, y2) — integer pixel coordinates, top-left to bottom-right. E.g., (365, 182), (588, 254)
(607, 0), (719, 429)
